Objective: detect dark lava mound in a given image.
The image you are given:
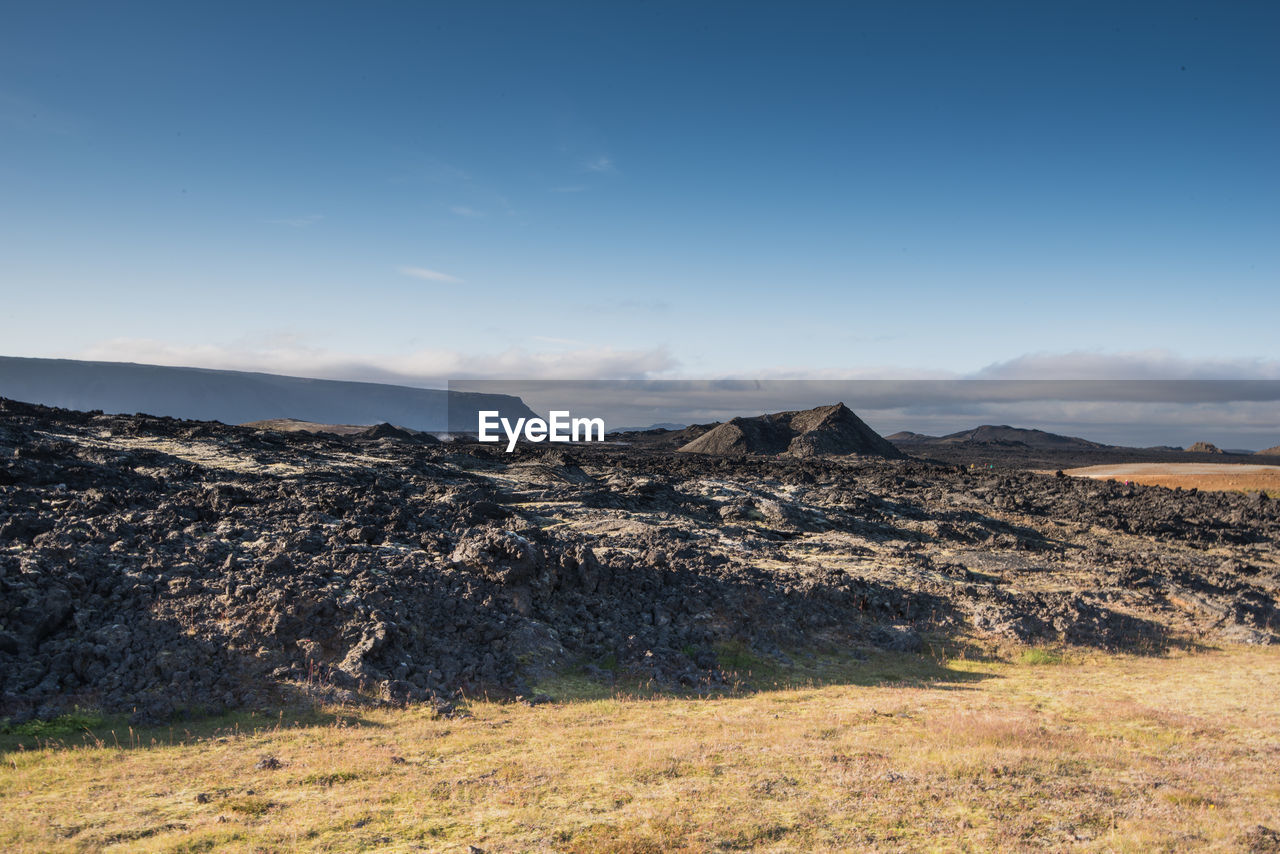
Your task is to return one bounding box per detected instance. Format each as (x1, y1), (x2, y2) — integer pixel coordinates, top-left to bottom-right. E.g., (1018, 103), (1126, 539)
(358, 422), (436, 442)
(244, 419), (437, 443)
(677, 403), (901, 459)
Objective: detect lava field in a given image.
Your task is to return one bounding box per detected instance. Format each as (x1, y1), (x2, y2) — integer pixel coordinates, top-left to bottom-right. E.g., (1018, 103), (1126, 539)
(1, 397), (1276, 724)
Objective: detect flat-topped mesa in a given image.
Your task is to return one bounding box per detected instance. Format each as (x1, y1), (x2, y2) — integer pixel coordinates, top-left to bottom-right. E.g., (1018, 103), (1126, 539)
(677, 402), (902, 459)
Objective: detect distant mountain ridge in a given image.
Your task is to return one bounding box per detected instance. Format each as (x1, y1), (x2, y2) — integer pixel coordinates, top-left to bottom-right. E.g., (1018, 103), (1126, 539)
(889, 424), (1109, 450)
(0, 356), (535, 432)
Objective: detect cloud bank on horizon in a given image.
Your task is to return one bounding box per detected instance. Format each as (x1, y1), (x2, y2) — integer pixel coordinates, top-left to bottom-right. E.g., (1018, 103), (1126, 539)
(0, 341), (1266, 448)
(59, 340), (1280, 448)
(72, 338), (1280, 386)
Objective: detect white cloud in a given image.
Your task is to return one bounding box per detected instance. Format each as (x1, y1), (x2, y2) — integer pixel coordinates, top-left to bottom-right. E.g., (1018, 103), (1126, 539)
(70, 340), (1280, 389)
(398, 266), (464, 284)
(552, 185), (586, 193)
(76, 338), (677, 384)
(585, 155), (615, 173)
(449, 206), (484, 218)
(714, 351), (1280, 383)
(971, 350), (1280, 381)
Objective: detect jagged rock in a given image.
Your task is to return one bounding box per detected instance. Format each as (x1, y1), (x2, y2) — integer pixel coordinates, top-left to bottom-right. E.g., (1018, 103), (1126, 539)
(451, 530), (539, 585)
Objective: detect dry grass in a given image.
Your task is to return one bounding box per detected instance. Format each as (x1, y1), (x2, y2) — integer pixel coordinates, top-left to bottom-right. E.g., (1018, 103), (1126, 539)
(1061, 462), (1280, 497)
(3, 646), (1280, 852)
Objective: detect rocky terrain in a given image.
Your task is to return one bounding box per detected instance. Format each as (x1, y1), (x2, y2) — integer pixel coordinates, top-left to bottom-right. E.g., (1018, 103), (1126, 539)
(1, 397), (1278, 726)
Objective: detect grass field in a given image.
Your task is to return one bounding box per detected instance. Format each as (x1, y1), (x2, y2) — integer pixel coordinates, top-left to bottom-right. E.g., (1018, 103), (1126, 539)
(3, 645), (1280, 853)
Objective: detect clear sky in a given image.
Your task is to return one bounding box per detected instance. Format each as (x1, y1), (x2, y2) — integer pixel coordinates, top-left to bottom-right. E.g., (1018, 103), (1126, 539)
(2, 1), (1277, 383)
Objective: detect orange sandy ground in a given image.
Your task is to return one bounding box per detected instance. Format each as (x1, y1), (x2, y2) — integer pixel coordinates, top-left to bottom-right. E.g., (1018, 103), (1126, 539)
(1057, 462), (1280, 496)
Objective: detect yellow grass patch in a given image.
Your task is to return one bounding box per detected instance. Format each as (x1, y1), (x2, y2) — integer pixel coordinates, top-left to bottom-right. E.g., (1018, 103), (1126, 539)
(3, 646), (1279, 852)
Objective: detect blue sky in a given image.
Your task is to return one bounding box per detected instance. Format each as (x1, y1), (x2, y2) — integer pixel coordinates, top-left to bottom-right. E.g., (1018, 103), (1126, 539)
(2, 1), (1277, 383)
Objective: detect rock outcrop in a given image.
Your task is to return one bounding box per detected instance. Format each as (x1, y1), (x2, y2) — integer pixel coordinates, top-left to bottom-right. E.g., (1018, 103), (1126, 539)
(677, 403), (901, 459)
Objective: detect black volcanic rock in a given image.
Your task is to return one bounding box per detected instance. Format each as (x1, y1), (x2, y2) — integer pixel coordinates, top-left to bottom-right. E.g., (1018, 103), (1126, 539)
(679, 415), (792, 455)
(2, 396), (1277, 723)
(678, 403), (902, 459)
(358, 422), (432, 442)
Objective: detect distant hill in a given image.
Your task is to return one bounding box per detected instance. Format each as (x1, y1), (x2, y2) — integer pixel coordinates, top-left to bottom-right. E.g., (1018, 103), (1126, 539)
(678, 403), (901, 459)
(885, 431), (937, 442)
(243, 418), (440, 442)
(607, 421), (688, 434)
(0, 356), (535, 432)
(1186, 442), (1224, 454)
(884, 422), (1275, 470)
(888, 425), (1107, 450)
(926, 425), (1110, 450)
(1259, 446), (1280, 457)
